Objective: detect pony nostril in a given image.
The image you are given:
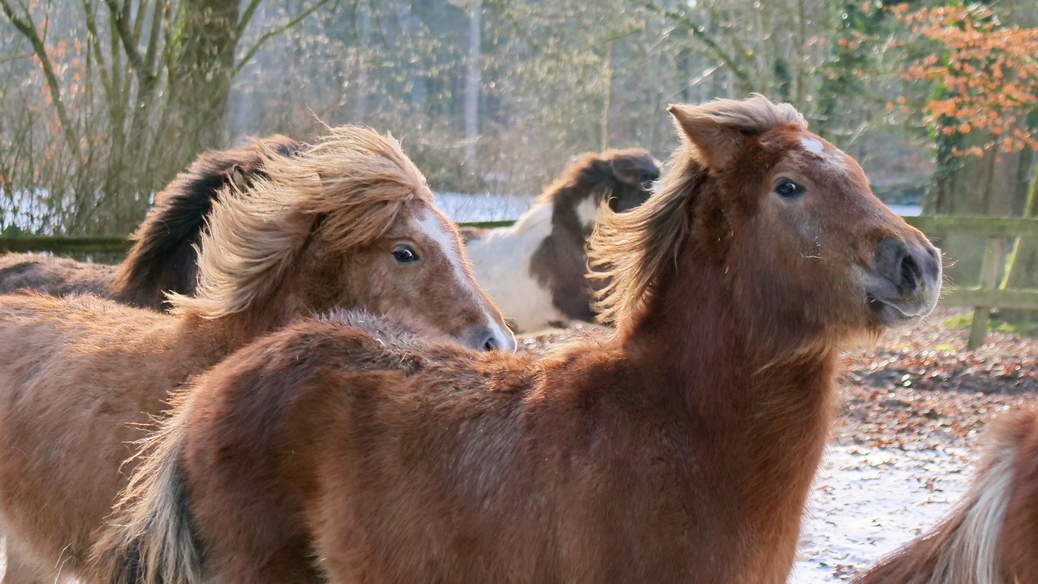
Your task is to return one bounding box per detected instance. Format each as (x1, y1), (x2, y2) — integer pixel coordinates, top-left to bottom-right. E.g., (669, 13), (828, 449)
(461, 325), (504, 352)
(483, 335), (499, 351)
(900, 254), (921, 293)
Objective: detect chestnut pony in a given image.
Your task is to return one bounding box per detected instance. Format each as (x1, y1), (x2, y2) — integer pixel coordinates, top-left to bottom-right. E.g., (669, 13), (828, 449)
(0, 127), (513, 584)
(463, 149), (658, 332)
(853, 405), (1038, 584)
(93, 96), (942, 584)
(0, 135), (302, 310)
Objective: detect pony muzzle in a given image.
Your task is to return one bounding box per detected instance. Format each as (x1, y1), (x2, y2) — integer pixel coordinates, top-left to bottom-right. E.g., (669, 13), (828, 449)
(865, 236), (942, 323)
(459, 323), (516, 352)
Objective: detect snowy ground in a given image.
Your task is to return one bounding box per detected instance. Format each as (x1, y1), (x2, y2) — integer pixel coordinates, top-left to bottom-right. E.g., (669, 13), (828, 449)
(793, 445), (973, 582)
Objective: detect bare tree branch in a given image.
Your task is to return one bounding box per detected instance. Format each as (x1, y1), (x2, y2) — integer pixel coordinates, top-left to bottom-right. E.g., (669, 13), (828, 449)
(0, 0), (80, 155)
(104, 0), (158, 87)
(235, 0), (263, 41)
(642, 1), (752, 89)
(232, 0), (333, 78)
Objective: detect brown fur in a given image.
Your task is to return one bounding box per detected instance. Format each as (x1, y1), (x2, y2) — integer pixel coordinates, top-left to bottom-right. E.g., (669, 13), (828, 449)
(853, 406), (1038, 584)
(0, 127), (511, 584)
(0, 253), (118, 297)
(92, 96), (942, 584)
(0, 136), (301, 310)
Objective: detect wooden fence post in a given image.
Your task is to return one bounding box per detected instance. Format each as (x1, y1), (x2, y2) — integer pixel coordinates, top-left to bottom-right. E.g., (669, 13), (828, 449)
(968, 237), (1006, 350)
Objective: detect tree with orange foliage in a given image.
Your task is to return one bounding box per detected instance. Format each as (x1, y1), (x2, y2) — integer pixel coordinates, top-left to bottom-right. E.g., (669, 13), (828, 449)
(897, 3), (1038, 291)
(897, 3), (1038, 212)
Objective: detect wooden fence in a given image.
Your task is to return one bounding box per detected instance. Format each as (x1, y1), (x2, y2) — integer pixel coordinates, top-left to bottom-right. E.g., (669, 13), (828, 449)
(903, 215), (1038, 348)
(3, 215), (1037, 348)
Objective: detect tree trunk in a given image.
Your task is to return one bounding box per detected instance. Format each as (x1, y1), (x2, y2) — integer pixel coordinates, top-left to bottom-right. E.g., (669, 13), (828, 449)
(153, 0), (242, 184)
(464, 0), (481, 166)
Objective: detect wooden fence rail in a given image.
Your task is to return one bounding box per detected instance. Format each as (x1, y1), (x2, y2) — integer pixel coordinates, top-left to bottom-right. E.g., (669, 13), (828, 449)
(3, 215), (1036, 348)
(902, 215), (1038, 348)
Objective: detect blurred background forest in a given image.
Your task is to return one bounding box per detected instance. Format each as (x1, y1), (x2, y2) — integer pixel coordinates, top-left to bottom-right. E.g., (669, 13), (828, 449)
(1, 0), (1035, 247)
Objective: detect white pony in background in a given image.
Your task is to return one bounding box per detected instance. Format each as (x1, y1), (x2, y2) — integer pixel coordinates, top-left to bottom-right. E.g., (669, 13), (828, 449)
(464, 148), (658, 332)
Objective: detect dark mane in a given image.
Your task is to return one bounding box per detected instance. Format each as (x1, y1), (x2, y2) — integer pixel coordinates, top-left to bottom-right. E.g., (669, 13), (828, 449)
(537, 148), (658, 212)
(111, 135), (302, 309)
(170, 127), (436, 320)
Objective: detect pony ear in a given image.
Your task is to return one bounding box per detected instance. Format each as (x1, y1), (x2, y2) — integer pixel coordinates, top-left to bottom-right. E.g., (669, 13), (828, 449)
(667, 104), (743, 170)
(229, 165), (249, 192)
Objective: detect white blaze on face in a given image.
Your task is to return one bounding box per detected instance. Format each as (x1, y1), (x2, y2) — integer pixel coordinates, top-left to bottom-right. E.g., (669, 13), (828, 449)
(575, 196), (600, 229)
(800, 135), (852, 172)
(417, 210), (511, 344)
(800, 136), (824, 155)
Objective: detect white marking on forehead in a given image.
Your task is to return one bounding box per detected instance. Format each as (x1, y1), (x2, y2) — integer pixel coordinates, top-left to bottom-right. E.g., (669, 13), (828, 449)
(417, 210), (512, 346)
(800, 137), (824, 155)
(575, 196), (600, 229)
(799, 135), (853, 173)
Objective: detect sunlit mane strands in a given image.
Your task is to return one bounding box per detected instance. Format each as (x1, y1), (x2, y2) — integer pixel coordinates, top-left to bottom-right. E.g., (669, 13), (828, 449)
(588, 151), (696, 329)
(93, 97), (941, 584)
(262, 126), (433, 251)
(590, 96), (804, 330)
(172, 129), (435, 321)
(112, 135), (303, 309)
(0, 126), (513, 584)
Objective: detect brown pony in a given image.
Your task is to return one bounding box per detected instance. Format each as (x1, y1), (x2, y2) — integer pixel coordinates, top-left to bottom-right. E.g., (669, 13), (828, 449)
(92, 96), (942, 584)
(0, 135), (302, 310)
(853, 405), (1038, 584)
(463, 148), (659, 332)
(0, 127), (513, 584)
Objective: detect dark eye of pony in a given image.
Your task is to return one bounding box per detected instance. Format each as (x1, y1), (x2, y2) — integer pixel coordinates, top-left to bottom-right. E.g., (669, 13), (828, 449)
(392, 244), (419, 264)
(774, 179), (806, 198)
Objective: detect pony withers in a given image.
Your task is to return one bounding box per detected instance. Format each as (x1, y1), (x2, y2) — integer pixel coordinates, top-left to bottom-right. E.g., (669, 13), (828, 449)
(94, 96), (942, 584)
(0, 135), (302, 310)
(463, 149), (659, 332)
(0, 127), (513, 584)
(853, 405), (1038, 584)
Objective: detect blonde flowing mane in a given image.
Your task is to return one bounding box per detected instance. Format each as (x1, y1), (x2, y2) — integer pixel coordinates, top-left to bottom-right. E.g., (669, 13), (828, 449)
(588, 96), (805, 330)
(171, 127), (433, 319)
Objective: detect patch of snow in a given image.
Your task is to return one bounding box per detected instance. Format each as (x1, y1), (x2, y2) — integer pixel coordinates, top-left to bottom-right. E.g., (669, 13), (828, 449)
(792, 444), (974, 582)
(433, 192), (533, 223)
(886, 204), (922, 217)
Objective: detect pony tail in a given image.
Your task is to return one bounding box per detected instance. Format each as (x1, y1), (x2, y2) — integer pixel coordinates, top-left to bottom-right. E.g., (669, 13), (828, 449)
(89, 395), (204, 584)
(854, 441), (1018, 584)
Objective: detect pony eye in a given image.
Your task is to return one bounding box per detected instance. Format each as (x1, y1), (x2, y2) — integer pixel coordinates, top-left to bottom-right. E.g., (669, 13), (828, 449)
(774, 179), (805, 198)
(392, 244), (419, 264)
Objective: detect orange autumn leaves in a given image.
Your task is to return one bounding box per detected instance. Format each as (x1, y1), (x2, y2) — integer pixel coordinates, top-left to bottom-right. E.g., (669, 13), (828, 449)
(893, 4), (1038, 157)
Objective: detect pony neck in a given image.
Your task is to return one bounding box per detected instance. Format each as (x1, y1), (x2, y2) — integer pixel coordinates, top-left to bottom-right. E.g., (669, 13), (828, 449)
(622, 259), (840, 569)
(180, 299), (299, 354)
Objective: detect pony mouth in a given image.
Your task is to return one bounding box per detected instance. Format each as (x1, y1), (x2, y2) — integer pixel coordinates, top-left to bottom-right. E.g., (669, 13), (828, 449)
(866, 292), (924, 326)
